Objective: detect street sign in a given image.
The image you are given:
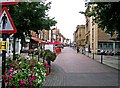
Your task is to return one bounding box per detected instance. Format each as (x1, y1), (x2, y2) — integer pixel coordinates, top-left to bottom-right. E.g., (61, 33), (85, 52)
(0, 41), (8, 50)
(0, 0), (19, 5)
(0, 7), (17, 34)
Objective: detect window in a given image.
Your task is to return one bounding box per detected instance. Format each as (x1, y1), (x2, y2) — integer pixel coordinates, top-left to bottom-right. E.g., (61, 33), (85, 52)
(103, 43), (107, 49)
(98, 43), (102, 49)
(108, 43), (113, 49)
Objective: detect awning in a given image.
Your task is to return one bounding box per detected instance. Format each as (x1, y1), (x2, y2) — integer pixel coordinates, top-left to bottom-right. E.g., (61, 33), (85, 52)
(31, 37), (46, 44)
(49, 41), (62, 45)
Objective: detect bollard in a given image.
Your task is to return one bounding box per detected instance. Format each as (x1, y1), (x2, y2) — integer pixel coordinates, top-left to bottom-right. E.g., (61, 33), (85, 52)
(101, 54), (103, 64)
(100, 50), (104, 64)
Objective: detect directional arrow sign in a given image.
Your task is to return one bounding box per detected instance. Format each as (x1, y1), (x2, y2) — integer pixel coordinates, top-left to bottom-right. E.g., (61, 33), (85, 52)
(0, 7), (17, 34)
(0, 0), (19, 5)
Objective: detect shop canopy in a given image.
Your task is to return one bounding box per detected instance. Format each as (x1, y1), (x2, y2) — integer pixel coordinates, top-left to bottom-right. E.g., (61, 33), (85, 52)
(31, 37), (46, 44)
(31, 37), (62, 45)
(48, 41), (62, 45)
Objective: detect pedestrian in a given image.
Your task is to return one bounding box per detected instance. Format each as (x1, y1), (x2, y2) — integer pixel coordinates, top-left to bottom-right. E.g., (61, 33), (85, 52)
(77, 46), (79, 53)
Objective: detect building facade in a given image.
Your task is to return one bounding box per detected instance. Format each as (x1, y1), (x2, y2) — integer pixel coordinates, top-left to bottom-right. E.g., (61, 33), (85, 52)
(74, 25), (85, 48)
(85, 12), (120, 54)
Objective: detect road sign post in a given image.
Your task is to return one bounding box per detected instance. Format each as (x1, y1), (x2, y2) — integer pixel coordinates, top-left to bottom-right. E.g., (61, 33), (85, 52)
(2, 34), (7, 88)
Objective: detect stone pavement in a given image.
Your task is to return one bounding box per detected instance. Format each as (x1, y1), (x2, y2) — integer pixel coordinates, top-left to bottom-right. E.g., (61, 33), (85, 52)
(42, 47), (119, 87)
(84, 52), (120, 70)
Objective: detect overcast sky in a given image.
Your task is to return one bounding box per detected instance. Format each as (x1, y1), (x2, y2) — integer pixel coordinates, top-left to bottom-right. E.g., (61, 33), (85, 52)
(47, 0), (87, 41)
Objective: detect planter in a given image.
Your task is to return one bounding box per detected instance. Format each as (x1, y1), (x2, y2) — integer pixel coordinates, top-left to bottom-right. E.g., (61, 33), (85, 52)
(55, 48), (61, 53)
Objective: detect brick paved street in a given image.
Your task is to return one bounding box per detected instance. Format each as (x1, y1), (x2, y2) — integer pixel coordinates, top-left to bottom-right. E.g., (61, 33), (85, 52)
(42, 47), (119, 87)
(0, 47), (119, 88)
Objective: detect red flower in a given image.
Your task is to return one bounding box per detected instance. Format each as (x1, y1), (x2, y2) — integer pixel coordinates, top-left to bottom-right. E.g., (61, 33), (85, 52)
(30, 70), (35, 73)
(30, 62), (35, 66)
(2, 75), (6, 79)
(46, 72), (50, 76)
(20, 80), (25, 85)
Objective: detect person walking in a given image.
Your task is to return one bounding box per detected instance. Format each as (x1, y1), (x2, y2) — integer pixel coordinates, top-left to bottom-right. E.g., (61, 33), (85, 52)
(77, 46), (79, 53)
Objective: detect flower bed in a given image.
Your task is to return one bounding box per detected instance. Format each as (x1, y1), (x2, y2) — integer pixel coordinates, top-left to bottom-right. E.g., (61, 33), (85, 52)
(3, 54), (47, 87)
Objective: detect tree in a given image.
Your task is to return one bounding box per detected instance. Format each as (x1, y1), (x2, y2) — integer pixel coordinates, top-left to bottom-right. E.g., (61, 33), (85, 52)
(7, 1), (57, 59)
(80, 2), (120, 40)
(7, 1), (57, 41)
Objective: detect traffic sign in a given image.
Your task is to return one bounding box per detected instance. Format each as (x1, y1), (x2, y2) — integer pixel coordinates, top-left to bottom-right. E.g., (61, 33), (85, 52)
(0, 7), (17, 34)
(0, 0), (19, 5)
(0, 41), (8, 50)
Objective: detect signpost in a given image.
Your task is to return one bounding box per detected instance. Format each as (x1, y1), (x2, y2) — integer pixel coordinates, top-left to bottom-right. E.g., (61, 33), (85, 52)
(0, 0), (18, 87)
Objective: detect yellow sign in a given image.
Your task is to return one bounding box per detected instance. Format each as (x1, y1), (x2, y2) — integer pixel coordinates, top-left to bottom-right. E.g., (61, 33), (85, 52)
(0, 41), (8, 50)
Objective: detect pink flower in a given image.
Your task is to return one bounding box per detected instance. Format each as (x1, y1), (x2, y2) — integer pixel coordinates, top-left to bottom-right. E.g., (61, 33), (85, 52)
(46, 72), (50, 76)
(24, 55), (29, 59)
(46, 64), (50, 68)
(8, 74), (12, 79)
(43, 62), (50, 68)
(30, 76), (36, 81)
(8, 68), (13, 72)
(30, 62), (35, 66)
(29, 76), (36, 85)
(20, 80), (25, 85)
(12, 70), (18, 75)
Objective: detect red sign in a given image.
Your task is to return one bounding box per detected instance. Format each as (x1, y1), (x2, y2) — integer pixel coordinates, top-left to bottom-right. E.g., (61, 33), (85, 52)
(0, 7), (17, 34)
(0, 0), (19, 5)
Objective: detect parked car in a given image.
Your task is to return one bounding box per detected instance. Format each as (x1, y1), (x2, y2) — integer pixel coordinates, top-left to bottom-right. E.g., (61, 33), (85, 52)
(115, 51), (120, 55)
(97, 49), (102, 55)
(109, 51), (114, 56)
